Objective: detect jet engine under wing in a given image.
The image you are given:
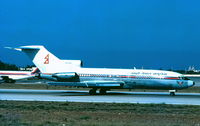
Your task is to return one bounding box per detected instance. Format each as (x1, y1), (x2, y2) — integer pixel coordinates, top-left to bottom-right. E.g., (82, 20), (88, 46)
(48, 81), (125, 88)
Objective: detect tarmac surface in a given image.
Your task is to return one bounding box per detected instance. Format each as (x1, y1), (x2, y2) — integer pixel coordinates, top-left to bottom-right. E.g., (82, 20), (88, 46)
(1, 89), (200, 105)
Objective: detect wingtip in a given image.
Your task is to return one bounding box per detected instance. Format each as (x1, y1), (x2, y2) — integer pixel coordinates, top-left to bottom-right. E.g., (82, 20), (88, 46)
(4, 47), (12, 49)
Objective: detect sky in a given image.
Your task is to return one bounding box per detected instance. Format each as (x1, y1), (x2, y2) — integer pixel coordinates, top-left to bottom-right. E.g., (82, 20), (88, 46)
(0, 0), (200, 70)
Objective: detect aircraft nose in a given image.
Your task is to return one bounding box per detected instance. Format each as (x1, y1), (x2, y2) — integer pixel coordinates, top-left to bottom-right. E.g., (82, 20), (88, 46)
(188, 81), (195, 87)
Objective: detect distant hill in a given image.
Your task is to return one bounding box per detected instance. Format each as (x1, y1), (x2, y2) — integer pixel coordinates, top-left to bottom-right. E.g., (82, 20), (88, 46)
(0, 60), (19, 70)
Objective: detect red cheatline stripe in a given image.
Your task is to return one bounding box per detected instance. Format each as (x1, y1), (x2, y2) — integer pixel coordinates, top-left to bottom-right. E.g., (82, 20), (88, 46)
(164, 77), (180, 80)
(42, 73), (52, 75)
(129, 76), (137, 78)
(0, 73), (29, 75)
(41, 73), (181, 80)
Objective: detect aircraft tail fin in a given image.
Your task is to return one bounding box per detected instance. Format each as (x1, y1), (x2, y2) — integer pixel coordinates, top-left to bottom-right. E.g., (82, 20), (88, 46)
(12, 45), (76, 73)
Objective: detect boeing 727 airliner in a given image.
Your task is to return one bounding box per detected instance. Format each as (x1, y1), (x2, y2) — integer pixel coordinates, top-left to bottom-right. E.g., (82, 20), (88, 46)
(11, 45), (195, 95)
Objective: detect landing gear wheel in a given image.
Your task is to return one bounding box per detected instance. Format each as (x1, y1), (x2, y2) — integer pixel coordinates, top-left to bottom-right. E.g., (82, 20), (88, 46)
(89, 89), (97, 95)
(170, 92), (175, 96)
(99, 89), (107, 95)
(169, 90), (176, 96)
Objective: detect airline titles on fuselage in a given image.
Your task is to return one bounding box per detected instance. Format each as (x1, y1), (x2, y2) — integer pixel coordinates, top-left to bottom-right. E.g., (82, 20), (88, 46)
(131, 72), (167, 76)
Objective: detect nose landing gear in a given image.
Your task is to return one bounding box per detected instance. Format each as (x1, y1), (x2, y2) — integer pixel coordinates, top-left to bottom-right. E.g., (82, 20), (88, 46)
(89, 89), (97, 95)
(169, 90), (176, 96)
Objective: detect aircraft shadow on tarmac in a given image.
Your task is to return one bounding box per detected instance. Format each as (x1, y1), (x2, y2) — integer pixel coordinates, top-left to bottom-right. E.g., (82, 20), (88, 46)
(1, 89), (200, 98)
(59, 91), (137, 96)
(58, 91), (200, 98)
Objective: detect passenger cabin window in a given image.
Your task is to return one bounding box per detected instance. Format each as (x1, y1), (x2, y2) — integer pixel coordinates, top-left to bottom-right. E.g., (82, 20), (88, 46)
(183, 77), (190, 80)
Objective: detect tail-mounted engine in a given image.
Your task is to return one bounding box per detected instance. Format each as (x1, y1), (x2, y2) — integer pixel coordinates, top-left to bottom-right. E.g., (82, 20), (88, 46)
(37, 72), (80, 82)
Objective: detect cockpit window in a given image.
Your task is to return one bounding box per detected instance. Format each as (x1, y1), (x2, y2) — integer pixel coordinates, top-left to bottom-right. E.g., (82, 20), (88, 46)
(182, 77), (190, 80)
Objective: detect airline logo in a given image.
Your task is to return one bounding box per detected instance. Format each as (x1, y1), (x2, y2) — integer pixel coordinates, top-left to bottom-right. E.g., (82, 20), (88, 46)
(44, 54), (49, 64)
(177, 81), (183, 85)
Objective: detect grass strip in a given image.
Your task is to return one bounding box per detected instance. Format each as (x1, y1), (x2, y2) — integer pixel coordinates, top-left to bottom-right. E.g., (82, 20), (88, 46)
(0, 101), (200, 126)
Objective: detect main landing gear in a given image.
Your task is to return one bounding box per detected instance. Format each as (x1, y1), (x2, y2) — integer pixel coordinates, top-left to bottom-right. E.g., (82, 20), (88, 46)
(89, 88), (108, 95)
(99, 89), (107, 95)
(89, 89), (97, 95)
(169, 90), (176, 96)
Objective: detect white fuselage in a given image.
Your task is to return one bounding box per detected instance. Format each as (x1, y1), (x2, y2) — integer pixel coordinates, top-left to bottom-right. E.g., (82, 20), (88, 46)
(0, 70), (34, 80)
(42, 67), (194, 90)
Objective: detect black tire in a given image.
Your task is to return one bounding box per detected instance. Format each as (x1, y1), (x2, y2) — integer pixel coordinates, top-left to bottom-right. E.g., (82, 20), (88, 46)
(99, 89), (107, 95)
(89, 89), (96, 95)
(170, 92), (175, 96)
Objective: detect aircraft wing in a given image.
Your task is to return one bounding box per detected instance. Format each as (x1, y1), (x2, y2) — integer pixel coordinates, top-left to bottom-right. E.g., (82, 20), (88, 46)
(48, 81), (125, 88)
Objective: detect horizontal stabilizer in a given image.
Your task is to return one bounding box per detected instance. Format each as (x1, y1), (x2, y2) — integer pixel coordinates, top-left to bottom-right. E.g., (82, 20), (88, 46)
(5, 46), (41, 51)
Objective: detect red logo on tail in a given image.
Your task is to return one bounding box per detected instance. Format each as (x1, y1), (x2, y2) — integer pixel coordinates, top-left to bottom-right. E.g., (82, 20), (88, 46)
(44, 54), (49, 64)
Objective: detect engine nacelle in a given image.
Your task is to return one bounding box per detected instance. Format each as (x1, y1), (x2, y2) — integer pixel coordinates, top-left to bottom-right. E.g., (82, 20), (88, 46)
(62, 60), (83, 67)
(37, 72), (80, 82)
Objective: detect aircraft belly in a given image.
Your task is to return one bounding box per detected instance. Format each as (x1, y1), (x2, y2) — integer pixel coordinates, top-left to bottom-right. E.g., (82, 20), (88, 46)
(48, 81), (123, 88)
(124, 79), (188, 90)
(49, 77), (189, 90)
